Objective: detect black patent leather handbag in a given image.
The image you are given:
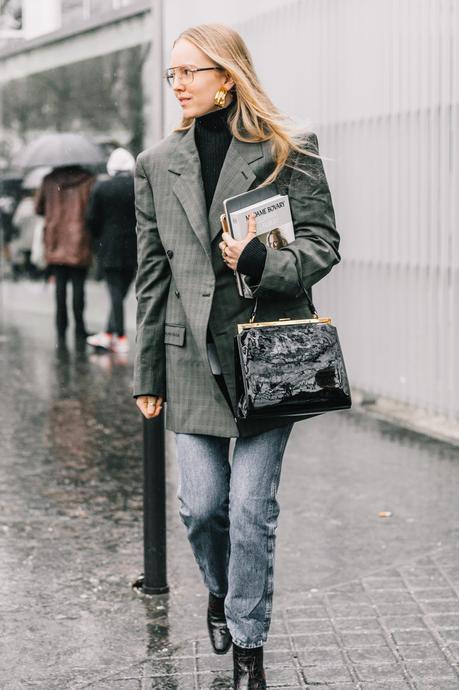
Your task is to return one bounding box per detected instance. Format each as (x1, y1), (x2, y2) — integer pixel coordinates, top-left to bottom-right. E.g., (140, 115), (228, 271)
(234, 287), (352, 421)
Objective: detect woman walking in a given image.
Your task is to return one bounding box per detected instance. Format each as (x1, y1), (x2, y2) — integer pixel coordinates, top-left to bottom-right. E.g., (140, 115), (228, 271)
(134, 24), (340, 689)
(86, 147), (137, 354)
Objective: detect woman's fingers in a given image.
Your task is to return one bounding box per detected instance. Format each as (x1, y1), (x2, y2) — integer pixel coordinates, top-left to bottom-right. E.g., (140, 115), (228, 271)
(136, 395), (164, 419)
(246, 212), (257, 237)
(219, 214), (256, 271)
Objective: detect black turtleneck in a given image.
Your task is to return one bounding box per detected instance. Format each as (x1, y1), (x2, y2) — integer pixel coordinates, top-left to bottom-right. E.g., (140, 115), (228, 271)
(194, 102), (267, 281)
(195, 103), (233, 212)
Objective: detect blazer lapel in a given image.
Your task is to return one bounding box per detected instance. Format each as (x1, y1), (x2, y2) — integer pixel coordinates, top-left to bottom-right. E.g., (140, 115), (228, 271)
(169, 125), (270, 256)
(169, 124), (211, 259)
(208, 137), (266, 244)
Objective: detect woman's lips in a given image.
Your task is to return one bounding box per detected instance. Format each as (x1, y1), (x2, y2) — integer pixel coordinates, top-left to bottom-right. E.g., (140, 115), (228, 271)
(179, 98), (191, 106)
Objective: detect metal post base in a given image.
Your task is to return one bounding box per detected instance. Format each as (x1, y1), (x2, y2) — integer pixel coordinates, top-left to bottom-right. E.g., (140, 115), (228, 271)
(132, 573), (169, 596)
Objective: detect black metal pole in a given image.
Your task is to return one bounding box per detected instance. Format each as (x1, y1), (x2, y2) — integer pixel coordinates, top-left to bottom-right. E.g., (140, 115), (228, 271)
(141, 410), (169, 594)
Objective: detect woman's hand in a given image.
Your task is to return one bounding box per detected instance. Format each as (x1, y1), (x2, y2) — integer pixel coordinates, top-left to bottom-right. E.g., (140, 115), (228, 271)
(219, 212), (257, 271)
(136, 395), (164, 419)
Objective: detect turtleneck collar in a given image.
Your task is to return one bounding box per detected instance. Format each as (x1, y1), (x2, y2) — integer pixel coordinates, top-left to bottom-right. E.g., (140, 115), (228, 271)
(195, 101), (235, 132)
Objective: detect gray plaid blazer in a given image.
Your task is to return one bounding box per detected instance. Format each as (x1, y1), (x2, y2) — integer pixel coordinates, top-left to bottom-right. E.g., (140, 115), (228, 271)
(133, 123), (340, 438)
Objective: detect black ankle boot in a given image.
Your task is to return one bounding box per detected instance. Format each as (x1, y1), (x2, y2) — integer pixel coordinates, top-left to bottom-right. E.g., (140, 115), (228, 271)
(233, 644), (267, 689)
(207, 593), (232, 655)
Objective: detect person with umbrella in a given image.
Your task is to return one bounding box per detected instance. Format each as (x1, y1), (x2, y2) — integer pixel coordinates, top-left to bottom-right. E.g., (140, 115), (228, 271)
(85, 147), (137, 354)
(35, 165), (95, 344)
(19, 133), (104, 345)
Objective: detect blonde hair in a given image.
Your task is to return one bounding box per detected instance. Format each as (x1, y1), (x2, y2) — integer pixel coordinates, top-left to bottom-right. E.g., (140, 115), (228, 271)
(173, 23), (318, 185)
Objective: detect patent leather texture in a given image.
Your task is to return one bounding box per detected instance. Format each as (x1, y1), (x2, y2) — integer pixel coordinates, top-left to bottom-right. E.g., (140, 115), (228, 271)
(235, 322), (351, 420)
(233, 645), (267, 689)
(207, 609), (232, 655)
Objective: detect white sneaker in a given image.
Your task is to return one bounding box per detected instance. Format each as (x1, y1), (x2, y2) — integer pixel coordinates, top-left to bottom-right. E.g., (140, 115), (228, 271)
(86, 332), (113, 350)
(111, 335), (129, 354)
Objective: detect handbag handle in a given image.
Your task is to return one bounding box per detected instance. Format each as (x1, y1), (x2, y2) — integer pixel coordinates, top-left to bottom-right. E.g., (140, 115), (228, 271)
(248, 271), (318, 323)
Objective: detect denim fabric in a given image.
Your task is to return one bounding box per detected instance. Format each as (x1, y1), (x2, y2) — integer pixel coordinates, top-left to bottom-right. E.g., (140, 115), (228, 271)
(175, 424), (293, 648)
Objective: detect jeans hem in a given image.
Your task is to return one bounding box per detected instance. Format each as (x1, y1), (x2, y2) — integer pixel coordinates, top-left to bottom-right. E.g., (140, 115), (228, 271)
(231, 636), (266, 649)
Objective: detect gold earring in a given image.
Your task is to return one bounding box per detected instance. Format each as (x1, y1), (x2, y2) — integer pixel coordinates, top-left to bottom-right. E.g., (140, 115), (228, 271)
(214, 87), (227, 108)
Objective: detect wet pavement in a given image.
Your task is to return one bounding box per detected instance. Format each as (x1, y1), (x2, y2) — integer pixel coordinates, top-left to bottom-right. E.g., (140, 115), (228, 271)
(1, 280), (459, 689)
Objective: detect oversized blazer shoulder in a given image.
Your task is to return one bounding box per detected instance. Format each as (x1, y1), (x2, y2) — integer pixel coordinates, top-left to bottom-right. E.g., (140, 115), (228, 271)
(133, 123), (341, 438)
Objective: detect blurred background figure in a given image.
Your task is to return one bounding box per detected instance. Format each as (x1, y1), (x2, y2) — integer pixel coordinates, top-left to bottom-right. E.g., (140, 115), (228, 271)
(0, 173), (22, 276)
(9, 167), (49, 280)
(35, 165), (95, 345)
(85, 147), (136, 355)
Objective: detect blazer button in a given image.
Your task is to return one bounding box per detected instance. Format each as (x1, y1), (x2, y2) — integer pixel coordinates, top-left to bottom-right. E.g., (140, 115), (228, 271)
(202, 292), (211, 297)
(166, 250), (174, 259)
(175, 290), (180, 298)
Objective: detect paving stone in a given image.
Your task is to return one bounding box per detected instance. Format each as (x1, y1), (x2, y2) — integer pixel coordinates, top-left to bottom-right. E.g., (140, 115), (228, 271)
(301, 664), (353, 683)
(403, 659), (459, 679)
(354, 663), (407, 682)
(428, 613), (459, 628)
(334, 617), (382, 632)
(392, 630), (436, 645)
(327, 592), (372, 606)
(341, 631), (389, 648)
(329, 603), (376, 619)
(418, 599), (459, 614)
(288, 618), (335, 634)
(264, 650), (296, 665)
(437, 628), (459, 643)
(346, 647), (396, 664)
(286, 605), (328, 619)
(380, 616), (426, 631)
(414, 682), (459, 690)
(415, 588), (457, 601)
(89, 679), (141, 690)
(359, 680), (412, 690)
(297, 648), (344, 666)
(261, 667), (300, 685)
(304, 685), (355, 690)
(368, 590), (414, 604)
(149, 679), (195, 690)
(376, 602), (421, 617)
(199, 676), (232, 690)
(291, 632), (339, 649)
(396, 644), (446, 660)
(404, 576), (450, 589)
(363, 577), (406, 591)
(147, 657), (195, 675)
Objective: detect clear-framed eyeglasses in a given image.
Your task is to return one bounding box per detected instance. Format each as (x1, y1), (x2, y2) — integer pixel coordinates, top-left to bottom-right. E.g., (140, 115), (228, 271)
(164, 65), (224, 88)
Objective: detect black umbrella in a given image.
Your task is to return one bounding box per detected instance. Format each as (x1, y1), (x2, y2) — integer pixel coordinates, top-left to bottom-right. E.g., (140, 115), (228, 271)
(13, 132), (105, 170)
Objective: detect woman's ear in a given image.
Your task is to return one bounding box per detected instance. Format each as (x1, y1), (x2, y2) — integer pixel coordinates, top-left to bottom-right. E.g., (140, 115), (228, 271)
(223, 72), (235, 91)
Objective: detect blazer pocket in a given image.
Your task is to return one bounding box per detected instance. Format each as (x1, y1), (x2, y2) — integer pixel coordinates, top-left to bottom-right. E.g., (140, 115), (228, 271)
(164, 323), (186, 347)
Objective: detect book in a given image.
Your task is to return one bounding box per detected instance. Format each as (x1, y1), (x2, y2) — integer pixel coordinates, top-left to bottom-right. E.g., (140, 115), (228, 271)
(223, 185), (295, 298)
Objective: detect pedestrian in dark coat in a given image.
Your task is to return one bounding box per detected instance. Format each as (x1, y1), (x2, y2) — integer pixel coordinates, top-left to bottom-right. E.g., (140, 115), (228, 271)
(133, 24), (340, 689)
(85, 148), (136, 354)
(35, 166), (95, 342)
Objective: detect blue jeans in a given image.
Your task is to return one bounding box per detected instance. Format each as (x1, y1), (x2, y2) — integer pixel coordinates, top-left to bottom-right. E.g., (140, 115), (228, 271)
(175, 424), (293, 648)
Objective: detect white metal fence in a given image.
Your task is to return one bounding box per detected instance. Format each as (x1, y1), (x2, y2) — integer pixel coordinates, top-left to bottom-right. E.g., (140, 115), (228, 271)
(208, 0), (458, 420)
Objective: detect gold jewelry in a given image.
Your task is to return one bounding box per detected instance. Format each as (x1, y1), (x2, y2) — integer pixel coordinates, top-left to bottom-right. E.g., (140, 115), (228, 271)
(214, 87), (227, 108)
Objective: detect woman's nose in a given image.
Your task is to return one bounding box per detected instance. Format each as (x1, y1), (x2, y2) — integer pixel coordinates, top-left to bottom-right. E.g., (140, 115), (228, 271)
(173, 76), (185, 92)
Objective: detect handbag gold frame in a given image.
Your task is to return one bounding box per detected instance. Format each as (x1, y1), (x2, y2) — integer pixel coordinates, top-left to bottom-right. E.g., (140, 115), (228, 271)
(237, 316), (332, 334)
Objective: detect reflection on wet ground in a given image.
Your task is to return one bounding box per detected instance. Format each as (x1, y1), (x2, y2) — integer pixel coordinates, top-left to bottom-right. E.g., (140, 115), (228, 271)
(1, 304), (459, 688)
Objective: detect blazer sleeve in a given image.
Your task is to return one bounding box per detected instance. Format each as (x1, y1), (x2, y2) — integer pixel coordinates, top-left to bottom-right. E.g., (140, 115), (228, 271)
(247, 133), (340, 298)
(133, 153), (171, 398)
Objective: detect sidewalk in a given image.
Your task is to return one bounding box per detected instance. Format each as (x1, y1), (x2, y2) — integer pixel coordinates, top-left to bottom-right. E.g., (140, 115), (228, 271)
(1, 280), (459, 689)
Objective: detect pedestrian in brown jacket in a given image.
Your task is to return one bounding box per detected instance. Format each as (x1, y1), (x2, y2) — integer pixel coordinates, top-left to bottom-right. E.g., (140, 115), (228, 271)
(36, 166), (95, 343)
